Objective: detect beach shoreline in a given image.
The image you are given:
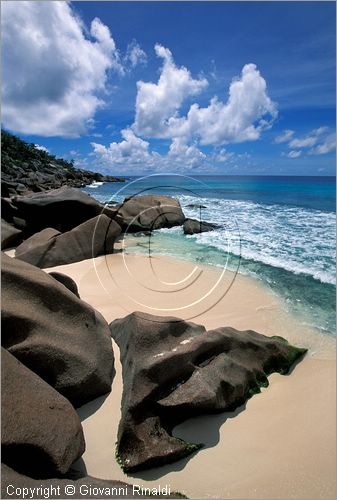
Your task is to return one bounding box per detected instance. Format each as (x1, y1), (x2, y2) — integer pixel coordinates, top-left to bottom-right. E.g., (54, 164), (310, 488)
(43, 252), (336, 499)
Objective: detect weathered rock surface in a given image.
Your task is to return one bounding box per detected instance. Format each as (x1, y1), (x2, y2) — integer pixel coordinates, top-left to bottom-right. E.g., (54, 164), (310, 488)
(1, 219), (22, 249)
(2, 254), (114, 407)
(1, 349), (85, 478)
(1, 464), (186, 498)
(109, 312), (307, 472)
(183, 218), (218, 235)
(10, 187), (106, 234)
(15, 215), (121, 268)
(49, 272), (80, 298)
(114, 195), (185, 232)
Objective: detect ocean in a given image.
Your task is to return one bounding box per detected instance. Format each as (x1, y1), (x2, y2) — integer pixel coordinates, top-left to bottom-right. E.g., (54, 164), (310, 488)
(83, 175), (336, 335)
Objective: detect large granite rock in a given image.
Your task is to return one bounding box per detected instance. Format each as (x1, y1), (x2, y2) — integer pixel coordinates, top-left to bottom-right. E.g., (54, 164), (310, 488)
(183, 218), (218, 235)
(1, 349), (85, 478)
(114, 195), (185, 232)
(1, 219), (22, 249)
(1, 464), (185, 499)
(109, 312), (307, 472)
(2, 254), (114, 407)
(49, 272), (80, 298)
(15, 214), (121, 268)
(10, 187), (105, 234)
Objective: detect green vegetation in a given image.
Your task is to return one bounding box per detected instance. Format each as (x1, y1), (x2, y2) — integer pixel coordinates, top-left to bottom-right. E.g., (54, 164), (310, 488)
(1, 129), (74, 175)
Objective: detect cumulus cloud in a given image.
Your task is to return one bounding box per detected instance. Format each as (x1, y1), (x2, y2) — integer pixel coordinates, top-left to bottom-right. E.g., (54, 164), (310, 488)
(168, 138), (207, 168)
(91, 129), (156, 171)
(90, 130), (210, 173)
(133, 47), (277, 145)
(133, 44), (208, 138)
(2, 1), (123, 137)
(288, 150), (302, 158)
(274, 130), (294, 144)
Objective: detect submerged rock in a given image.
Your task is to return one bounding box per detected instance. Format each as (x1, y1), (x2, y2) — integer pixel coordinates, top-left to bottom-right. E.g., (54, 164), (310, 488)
(183, 218), (218, 235)
(2, 349), (85, 478)
(109, 312), (306, 472)
(15, 214), (121, 268)
(2, 254), (115, 407)
(114, 195), (185, 232)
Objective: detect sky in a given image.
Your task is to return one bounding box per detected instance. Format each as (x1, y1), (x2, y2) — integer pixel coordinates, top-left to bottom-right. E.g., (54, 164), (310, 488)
(2, 0), (336, 176)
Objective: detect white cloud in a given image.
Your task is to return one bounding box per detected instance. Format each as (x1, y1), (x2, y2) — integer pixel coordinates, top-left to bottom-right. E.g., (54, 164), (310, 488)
(2, 1), (123, 137)
(310, 133), (336, 155)
(288, 150), (302, 158)
(133, 44), (208, 138)
(133, 48), (277, 146)
(34, 144), (49, 153)
(280, 126), (335, 156)
(91, 129), (156, 171)
(274, 130), (294, 144)
(125, 40), (147, 68)
(167, 138), (207, 168)
(90, 130), (210, 173)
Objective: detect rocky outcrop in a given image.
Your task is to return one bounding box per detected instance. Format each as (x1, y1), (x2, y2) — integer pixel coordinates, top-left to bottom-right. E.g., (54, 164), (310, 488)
(48, 272), (80, 298)
(1, 219), (22, 250)
(1, 464), (186, 499)
(109, 312), (307, 472)
(1, 349), (85, 478)
(15, 214), (121, 268)
(2, 254), (114, 407)
(183, 218), (218, 235)
(114, 195), (185, 232)
(1, 130), (125, 197)
(9, 186), (107, 234)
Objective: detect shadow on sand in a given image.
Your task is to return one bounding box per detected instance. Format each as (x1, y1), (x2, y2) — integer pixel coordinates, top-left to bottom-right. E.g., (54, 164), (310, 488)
(129, 402), (247, 481)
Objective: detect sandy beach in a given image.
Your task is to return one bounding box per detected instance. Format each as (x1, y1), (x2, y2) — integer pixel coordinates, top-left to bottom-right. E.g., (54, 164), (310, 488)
(44, 252), (336, 499)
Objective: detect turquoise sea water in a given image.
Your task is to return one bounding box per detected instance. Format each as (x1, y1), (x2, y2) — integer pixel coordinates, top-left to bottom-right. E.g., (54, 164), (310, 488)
(83, 175), (336, 335)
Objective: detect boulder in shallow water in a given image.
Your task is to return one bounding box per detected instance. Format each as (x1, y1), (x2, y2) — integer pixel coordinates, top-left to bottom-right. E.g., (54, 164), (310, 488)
(114, 195), (185, 232)
(1, 349), (85, 478)
(2, 254), (115, 407)
(15, 214), (121, 268)
(109, 311), (307, 472)
(183, 218), (218, 235)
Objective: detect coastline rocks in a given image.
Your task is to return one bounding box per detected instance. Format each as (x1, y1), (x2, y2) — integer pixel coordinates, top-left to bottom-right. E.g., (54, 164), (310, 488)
(2, 130), (125, 197)
(10, 187), (105, 234)
(114, 195), (185, 232)
(2, 254), (115, 407)
(1, 219), (22, 250)
(1, 349), (85, 478)
(183, 218), (218, 235)
(109, 311), (307, 472)
(15, 215), (121, 268)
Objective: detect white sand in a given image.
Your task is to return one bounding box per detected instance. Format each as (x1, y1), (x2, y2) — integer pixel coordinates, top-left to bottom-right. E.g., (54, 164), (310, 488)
(44, 253), (335, 499)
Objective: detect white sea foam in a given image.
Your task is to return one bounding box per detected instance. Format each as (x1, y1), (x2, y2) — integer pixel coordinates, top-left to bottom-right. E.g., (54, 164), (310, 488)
(177, 194), (336, 285)
(87, 181), (105, 188)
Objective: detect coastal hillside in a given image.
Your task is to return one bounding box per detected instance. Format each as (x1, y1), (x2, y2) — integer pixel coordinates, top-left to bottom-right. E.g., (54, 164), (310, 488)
(1, 130), (124, 197)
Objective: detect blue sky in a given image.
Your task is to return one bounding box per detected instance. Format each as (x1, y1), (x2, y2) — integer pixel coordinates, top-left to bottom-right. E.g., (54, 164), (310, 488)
(2, 1), (336, 175)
